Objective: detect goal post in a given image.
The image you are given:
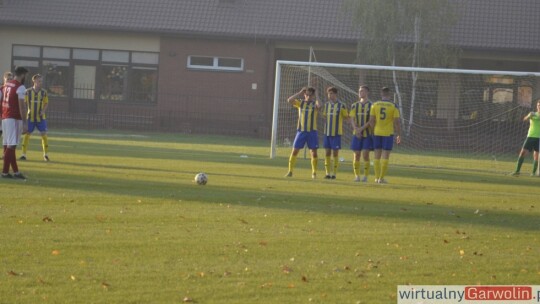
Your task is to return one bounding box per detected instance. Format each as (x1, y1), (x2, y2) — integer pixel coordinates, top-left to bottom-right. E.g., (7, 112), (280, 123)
(271, 60), (540, 173)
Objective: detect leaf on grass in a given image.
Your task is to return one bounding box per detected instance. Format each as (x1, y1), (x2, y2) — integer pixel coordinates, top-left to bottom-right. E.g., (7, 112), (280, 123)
(7, 270), (21, 276)
(282, 265), (292, 274)
(101, 282), (110, 290)
(238, 219), (248, 224)
(37, 277), (48, 285)
(301, 275), (308, 282)
(51, 250), (60, 256)
(473, 251), (483, 256)
(287, 283), (295, 288)
(443, 239), (449, 244)
(260, 282), (273, 288)
(459, 249), (465, 256)
(183, 297), (194, 302)
(223, 271), (231, 277)
(42, 216), (54, 222)
(258, 241), (267, 246)
(70, 275), (76, 281)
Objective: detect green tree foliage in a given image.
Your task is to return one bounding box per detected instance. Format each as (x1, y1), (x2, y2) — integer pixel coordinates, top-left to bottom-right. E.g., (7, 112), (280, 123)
(344, 0), (461, 134)
(344, 0), (460, 68)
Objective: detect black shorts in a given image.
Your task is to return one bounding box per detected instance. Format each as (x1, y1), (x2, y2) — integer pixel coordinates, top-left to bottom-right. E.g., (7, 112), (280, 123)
(522, 137), (540, 152)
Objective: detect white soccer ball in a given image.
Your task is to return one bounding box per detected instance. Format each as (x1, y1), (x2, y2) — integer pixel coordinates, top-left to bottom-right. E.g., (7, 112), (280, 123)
(194, 173), (208, 185)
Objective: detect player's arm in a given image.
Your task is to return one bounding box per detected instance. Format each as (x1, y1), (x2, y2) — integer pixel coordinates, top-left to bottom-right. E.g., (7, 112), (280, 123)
(19, 91), (28, 133)
(393, 116), (401, 144)
(368, 115), (376, 130)
(41, 93), (49, 116)
(287, 88), (305, 105)
(523, 112), (533, 122)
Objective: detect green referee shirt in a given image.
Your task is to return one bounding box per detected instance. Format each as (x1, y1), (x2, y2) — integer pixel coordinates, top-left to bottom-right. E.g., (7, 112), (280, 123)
(527, 112), (540, 138)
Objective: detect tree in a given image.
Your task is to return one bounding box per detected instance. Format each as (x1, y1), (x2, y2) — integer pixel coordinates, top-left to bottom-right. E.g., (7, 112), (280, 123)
(343, 0), (461, 135)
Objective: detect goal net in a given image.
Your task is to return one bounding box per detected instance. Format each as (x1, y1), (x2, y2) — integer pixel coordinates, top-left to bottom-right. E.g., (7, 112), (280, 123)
(271, 60), (540, 174)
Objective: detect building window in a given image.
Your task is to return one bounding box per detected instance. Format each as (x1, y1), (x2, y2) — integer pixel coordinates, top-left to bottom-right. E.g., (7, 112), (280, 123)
(12, 45), (159, 104)
(187, 55), (244, 71)
(130, 67), (158, 103)
(43, 60), (70, 97)
(100, 65), (128, 101)
(73, 49), (99, 61)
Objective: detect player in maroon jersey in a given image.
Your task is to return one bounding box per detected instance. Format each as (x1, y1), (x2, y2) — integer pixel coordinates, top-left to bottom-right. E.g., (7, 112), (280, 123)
(2, 67), (28, 179)
(0, 71), (14, 160)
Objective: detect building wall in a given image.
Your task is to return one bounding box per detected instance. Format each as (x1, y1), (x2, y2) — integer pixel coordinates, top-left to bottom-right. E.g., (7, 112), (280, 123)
(158, 37), (273, 136)
(0, 27), (159, 74)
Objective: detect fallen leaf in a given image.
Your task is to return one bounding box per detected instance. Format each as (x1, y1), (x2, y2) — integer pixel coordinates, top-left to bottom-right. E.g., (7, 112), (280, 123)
(287, 283), (295, 288)
(51, 250), (60, 256)
(7, 270), (21, 276)
(443, 240), (449, 244)
(459, 250), (465, 256)
(70, 275), (76, 281)
(258, 241), (267, 246)
(301, 276), (308, 282)
(282, 265), (292, 274)
(260, 282), (273, 288)
(101, 282), (110, 289)
(183, 297), (193, 302)
(42, 216), (54, 222)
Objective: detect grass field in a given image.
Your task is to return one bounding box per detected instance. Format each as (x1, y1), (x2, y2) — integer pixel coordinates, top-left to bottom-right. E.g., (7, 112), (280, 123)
(1, 130), (539, 303)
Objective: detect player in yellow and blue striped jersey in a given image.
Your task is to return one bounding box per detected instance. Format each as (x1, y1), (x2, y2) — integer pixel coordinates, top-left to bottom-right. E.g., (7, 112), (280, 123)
(349, 85), (373, 182)
(20, 74), (50, 162)
(285, 87), (321, 179)
(321, 87), (349, 179)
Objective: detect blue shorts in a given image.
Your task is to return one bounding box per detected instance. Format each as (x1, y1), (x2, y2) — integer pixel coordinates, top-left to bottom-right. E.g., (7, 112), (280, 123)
(293, 131), (319, 150)
(373, 135), (394, 151)
(350, 136), (373, 151)
(28, 120), (48, 133)
(323, 135), (341, 150)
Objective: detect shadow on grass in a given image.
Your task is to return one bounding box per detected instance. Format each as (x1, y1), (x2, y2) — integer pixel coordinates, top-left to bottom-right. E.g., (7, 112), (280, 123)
(18, 167), (540, 233)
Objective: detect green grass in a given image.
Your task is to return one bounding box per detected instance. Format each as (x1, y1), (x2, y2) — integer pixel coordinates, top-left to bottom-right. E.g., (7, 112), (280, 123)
(1, 130), (539, 303)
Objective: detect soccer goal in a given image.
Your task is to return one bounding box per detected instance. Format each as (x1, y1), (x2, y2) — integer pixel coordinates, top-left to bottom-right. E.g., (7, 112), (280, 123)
(271, 60), (540, 174)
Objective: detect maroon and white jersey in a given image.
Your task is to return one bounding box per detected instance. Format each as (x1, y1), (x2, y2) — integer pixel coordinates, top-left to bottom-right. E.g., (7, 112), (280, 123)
(1, 80), (26, 120)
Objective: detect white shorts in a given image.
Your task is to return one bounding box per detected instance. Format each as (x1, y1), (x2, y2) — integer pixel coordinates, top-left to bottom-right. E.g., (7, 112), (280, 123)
(2, 118), (23, 146)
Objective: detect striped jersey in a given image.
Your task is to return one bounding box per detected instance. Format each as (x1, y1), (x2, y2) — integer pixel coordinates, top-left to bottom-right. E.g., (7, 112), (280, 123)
(369, 100), (400, 136)
(349, 100), (372, 137)
(322, 101), (348, 136)
(292, 99), (319, 132)
(25, 88), (49, 122)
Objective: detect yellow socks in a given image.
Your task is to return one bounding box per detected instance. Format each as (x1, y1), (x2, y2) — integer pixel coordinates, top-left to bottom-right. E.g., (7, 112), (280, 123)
(381, 159), (389, 179)
(363, 161), (370, 178)
(324, 156), (331, 175)
(42, 135), (49, 155)
(333, 157), (339, 176)
(374, 159), (381, 180)
(311, 157), (318, 175)
(353, 160), (360, 177)
(288, 155), (297, 173)
(21, 133), (30, 155)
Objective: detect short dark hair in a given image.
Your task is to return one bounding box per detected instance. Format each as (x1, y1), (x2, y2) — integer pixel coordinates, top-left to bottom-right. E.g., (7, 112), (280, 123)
(14, 66), (29, 77)
(359, 85), (370, 92)
(32, 74), (42, 82)
(303, 86), (316, 94)
(326, 86), (338, 94)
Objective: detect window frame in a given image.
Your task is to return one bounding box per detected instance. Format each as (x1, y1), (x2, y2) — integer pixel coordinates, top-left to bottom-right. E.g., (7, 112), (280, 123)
(11, 44), (160, 104)
(187, 55), (244, 72)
